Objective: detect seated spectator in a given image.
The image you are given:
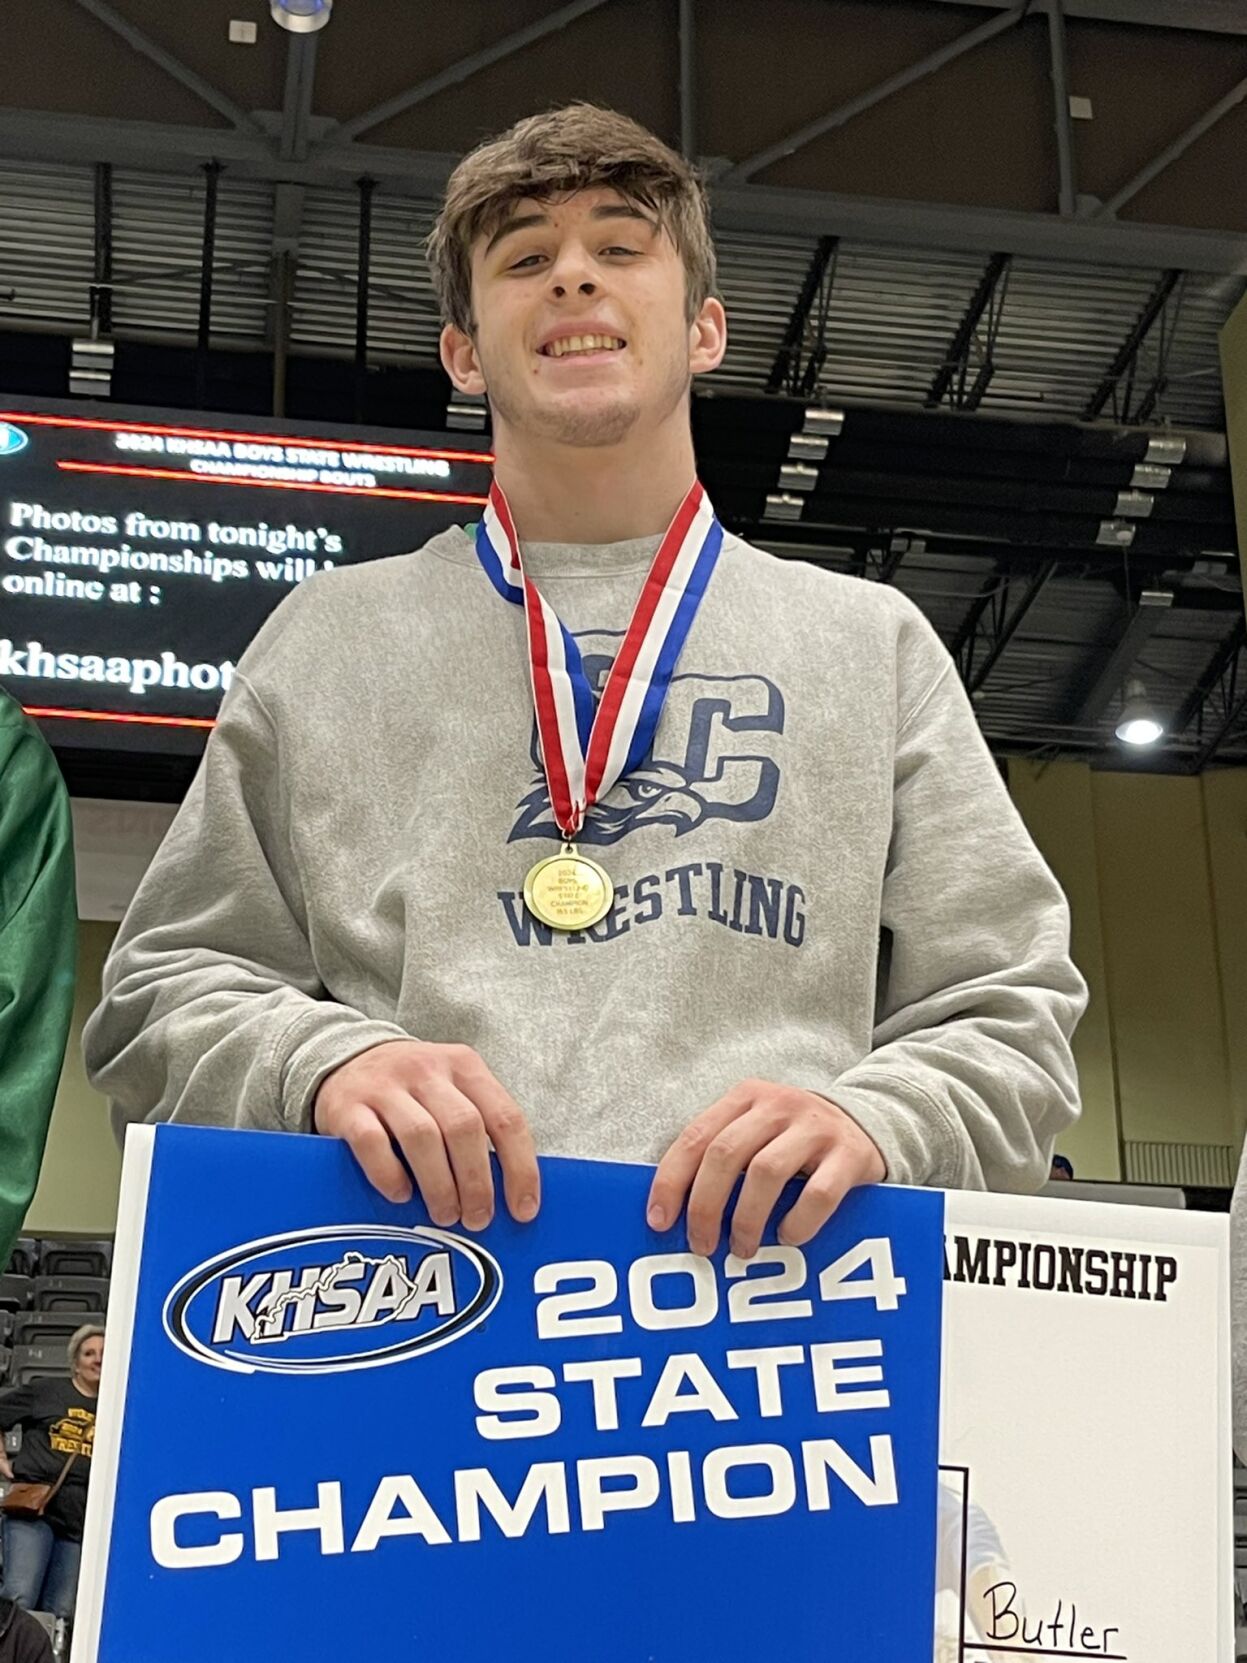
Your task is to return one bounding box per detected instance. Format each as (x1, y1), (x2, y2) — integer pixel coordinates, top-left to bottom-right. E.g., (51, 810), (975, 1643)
(0, 1597), (53, 1663)
(0, 1326), (103, 1623)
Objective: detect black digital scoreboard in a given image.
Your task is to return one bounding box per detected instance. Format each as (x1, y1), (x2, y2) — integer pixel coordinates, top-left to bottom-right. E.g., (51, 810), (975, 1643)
(0, 398), (491, 758)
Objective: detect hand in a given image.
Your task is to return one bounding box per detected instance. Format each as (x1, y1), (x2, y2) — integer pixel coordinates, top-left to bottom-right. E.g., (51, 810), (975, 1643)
(647, 1079), (885, 1259)
(0, 1453), (12, 1482)
(313, 1040), (540, 1228)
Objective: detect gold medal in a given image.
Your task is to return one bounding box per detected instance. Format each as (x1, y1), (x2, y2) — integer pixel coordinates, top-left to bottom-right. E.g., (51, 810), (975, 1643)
(523, 842), (614, 932)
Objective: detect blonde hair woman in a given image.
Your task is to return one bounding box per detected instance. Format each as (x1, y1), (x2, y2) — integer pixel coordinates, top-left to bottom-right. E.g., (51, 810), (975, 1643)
(0, 1325), (103, 1622)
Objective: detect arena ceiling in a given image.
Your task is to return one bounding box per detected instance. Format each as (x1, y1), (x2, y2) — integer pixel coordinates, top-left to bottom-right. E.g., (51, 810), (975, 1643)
(2, 0), (1246, 774)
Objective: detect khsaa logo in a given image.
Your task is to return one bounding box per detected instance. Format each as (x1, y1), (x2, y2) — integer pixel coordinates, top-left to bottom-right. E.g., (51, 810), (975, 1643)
(164, 1224), (502, 1376)
(0, 424), (29, 458)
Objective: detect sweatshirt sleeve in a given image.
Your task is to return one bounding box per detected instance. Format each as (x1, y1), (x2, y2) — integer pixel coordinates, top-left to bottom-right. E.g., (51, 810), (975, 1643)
(82, 601), (411, 1137)
(0, 702), (77, 1267)
(827, 609), (1087, 1193)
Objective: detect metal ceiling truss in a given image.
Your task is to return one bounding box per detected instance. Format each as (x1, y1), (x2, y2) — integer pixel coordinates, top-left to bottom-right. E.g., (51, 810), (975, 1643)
(767, 237), (839, 397)
(926, 252), (1012, 411)
(1171, 615), (1246, 735)
(1083, 270), (1184, 422)
(1, 0), (1245, 280)
(1066, 587), (1173, 725)
(1046, 0), (1077, 217)
(3, 110), (1246, 277)
(951, 561), (1060, 695)
(1096, 73), (1247, 221)
(925, 0), (1247, 34)
(725, 2), (1031, 184)
(70, 0), (265, 134)
(678, 0), (697, 160)
(1188, 629), (1247, 771)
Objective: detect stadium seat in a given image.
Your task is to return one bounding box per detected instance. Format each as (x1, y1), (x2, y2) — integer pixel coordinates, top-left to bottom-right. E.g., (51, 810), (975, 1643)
(0, 1311), (13, 1347)
(13, 1311), (105, 1350)
(26, 1610), (60, 1654)
(0, 1345), (10, 1385)
(5, 1238), (39, 1278)
(33, 1276), (109, 1314)
(0, 1275), (34, 1313)
(8, 1345), (72, 1385)
(38, 1241), (112, 1280)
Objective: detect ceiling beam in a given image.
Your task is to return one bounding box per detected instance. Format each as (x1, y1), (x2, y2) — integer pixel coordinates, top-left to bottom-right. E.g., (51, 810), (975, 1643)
(1046, 0), (1077, 216)
(279, 33), (319, 164)
(1190, 675), (1247, 770)
(1097, 74), (1247, 219)
(966, 561), (1059, 694)
(768, 237), (838, 395)
(1067, 589), (1173, 724)
(1083, 269), (1181, 419)
(922, 0), (1247, 33)
(727, 2), (1029, 183)
(679, 0), (697, 160)
(926, 252), (1011, 408)
(1170, 614), (1247, 736)
(334, 0), (614, 143)
(70, 0), (264, 134)
(3, 110), (1247, 275)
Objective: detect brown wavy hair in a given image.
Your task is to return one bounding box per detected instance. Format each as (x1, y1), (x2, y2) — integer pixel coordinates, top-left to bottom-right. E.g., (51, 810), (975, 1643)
(427, 103), (717, 334)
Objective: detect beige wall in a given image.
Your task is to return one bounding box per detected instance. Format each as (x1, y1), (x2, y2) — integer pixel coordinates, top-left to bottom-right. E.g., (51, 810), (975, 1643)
(1010, 760), (1247, 1180)
(1008, 760), (1122, 1180)
(24, 921), (121, 1237)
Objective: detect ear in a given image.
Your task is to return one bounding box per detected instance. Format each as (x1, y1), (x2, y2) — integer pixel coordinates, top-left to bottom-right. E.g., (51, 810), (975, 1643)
(440, 323), (487, 395)
(688, 296), (728, 377)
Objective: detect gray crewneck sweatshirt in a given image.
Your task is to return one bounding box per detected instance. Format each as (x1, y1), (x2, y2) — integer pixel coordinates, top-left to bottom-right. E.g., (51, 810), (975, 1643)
(83, 524), (1086, 1190)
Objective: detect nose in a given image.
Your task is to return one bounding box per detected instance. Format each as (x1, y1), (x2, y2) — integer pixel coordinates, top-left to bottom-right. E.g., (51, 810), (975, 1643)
(548, 239), (598, 300)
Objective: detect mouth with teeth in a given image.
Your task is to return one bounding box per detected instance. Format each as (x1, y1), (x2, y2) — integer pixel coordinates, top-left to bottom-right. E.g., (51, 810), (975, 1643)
(540, 333), (626, 358)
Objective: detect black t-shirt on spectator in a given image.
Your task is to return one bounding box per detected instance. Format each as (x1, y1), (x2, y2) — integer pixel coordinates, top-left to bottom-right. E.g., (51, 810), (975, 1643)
(0, 1378), (96, 1541)
(0, 1598), (54, 1663)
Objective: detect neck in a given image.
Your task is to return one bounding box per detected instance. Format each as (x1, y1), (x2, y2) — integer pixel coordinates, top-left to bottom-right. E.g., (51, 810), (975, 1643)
(73, 1374), (97, 1398)
(491, 416), (698, 544)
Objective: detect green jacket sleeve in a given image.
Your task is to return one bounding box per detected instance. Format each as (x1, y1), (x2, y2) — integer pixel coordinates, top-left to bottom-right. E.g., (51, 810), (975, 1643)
(0, 694), (77, 1266)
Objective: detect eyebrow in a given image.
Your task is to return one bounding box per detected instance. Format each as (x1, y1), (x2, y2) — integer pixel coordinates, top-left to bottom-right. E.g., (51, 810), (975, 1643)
(484, 202), (657, 256)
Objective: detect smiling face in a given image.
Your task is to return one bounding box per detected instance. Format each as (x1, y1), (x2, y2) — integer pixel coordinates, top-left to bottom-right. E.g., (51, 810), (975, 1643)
(439, 187), (726, 451)
(74, 1333), (104, 1390)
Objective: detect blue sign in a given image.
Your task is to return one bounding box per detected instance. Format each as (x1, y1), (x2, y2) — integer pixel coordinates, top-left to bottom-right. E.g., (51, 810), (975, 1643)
(78, 1126), (945, 1662)
(0, 422), (29, 457)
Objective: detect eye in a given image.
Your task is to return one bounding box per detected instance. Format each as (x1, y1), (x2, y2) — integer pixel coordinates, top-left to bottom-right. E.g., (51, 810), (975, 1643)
(602, 245), (640, 257)
(508, 253), (546, 270)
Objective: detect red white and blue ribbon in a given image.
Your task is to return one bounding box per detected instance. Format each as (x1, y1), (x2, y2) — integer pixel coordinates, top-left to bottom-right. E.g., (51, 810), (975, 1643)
(474, 478), (724, 839)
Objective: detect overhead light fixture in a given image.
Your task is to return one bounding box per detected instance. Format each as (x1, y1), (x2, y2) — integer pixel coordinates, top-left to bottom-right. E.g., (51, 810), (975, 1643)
(271, 0), (332, 32)
(1115, 678), (1164, 747)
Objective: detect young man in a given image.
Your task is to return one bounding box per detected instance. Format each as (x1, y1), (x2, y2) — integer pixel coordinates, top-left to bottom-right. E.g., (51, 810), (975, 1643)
(84, 105), (1086, 1260)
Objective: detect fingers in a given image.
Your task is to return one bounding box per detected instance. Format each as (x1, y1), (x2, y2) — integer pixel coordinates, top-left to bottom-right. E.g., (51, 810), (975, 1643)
(647, 1083), (754, 1233)
(728, 1126), (827, 1260)
(684, 1105), (787, 1257)
(370, 1093), (459, 1226)
(333, 1103), (414, 1206)
(404, 1072), (496, 1230)
(315, 1042), (539, 1225)
(455, 1052), (542, 1224)
(774, 1152), (855, 1249)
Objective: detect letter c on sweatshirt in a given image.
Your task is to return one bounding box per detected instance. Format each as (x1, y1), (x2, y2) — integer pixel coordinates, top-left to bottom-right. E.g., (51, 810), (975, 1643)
(151, 1492), (244, 1569)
